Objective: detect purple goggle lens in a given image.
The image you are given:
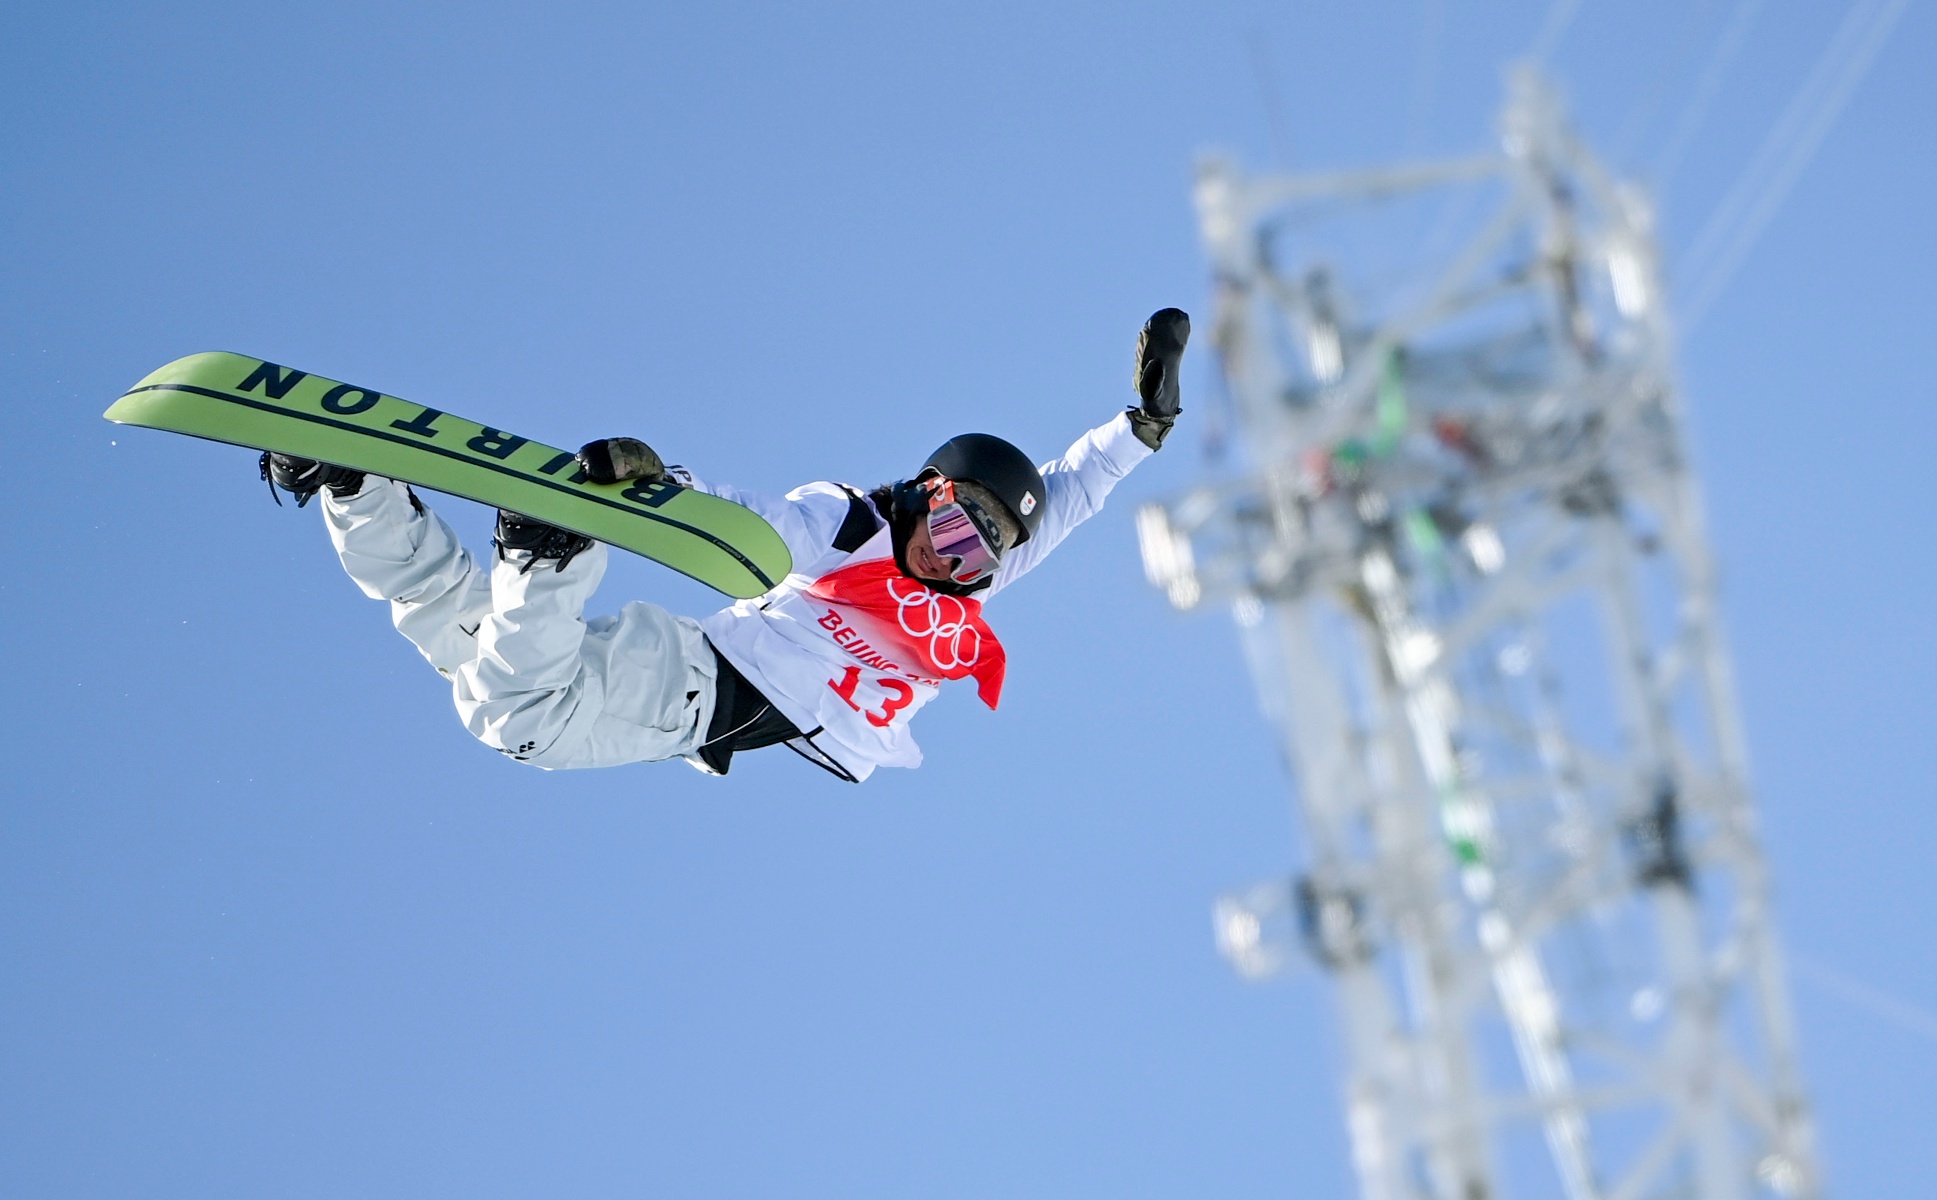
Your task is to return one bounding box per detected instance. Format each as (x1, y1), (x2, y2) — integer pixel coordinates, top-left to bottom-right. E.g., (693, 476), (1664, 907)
(926, 485), (1004, 584)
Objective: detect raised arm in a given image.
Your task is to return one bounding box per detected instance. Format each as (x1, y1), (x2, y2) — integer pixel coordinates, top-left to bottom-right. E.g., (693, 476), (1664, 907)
(981, 308), (1188, 600)
(981, 412), (1151, 598)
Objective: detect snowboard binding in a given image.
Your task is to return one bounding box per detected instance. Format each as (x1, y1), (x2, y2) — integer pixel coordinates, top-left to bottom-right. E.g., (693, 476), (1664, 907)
(495, 510), (595, 574)
(260, 452), (366, 508)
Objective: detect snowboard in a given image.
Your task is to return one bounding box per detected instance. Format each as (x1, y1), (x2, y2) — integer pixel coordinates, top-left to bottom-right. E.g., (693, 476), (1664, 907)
(104, 352), (792, 599)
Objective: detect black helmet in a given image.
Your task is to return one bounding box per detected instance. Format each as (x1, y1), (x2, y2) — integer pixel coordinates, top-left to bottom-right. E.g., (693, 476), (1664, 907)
(921, 433), (1045, 546)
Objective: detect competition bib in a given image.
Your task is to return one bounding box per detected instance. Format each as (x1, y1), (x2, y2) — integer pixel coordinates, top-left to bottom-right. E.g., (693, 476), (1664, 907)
(803, 557), (1007, 710)
(702, 521), (1010, 776)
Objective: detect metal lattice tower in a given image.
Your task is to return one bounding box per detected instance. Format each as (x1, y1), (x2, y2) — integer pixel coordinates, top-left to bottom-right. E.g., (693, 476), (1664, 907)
(1138, 71), (1819, 1200)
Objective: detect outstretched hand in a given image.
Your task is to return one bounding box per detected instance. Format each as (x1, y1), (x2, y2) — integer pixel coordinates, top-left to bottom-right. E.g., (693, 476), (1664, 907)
(577, 437), (666, 485)
(1129, 307), (1190, 450)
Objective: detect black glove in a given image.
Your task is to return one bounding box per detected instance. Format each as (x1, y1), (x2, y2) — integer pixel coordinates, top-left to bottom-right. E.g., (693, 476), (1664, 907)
(1129, 307), (1190, 450)
(576, 437), (665, 485)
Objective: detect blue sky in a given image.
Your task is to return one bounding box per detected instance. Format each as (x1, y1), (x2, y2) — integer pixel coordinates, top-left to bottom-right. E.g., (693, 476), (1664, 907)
(3, 2), (1932, 1196)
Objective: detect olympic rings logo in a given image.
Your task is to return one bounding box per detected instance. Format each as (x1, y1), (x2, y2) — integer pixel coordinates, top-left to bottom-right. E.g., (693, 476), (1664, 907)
(886, 578), (981, 670)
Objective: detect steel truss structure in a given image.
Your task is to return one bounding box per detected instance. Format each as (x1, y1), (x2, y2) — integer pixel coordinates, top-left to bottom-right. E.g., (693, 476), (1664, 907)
(1138, 71), (1819, 1200)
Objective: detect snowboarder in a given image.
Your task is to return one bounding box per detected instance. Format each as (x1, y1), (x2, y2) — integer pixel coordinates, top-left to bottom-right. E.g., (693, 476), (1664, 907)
(262, 309), (1189, 781)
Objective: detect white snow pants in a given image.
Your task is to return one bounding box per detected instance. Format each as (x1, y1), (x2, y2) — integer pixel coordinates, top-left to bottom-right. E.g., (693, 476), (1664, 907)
(321, 478), (720, 769)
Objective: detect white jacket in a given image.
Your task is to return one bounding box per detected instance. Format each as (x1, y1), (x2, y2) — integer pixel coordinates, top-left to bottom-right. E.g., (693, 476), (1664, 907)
(696, 411), (1151, 781)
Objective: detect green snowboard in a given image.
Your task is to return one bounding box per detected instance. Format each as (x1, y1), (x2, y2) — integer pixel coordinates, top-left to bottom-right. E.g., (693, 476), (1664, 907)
(105, 352), (792, 598)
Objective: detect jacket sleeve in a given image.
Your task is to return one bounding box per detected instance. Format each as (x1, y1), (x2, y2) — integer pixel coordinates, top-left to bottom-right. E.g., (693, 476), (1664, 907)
(668, 468), (876, 581)
(982, 412), (1153, 600)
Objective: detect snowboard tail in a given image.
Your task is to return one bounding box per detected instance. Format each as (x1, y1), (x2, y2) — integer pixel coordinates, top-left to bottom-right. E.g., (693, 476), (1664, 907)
(105, 352), (791, 598)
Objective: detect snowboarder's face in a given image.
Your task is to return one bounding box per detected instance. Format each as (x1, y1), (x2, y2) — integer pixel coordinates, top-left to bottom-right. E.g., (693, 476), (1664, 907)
(902, 474), (1008, 587)
(903, 517), (957, 585)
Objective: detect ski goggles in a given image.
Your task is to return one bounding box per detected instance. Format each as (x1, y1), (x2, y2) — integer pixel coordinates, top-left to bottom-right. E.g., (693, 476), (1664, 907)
(925, 479), (1006, 585)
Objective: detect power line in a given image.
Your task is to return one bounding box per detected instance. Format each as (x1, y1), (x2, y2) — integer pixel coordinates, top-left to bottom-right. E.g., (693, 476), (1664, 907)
(1791, 953), (1937, 1045)
(1677, 0), (1910, 334)
(1648, 0), (1768, 199)
(1681, 0), (1886, 277)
